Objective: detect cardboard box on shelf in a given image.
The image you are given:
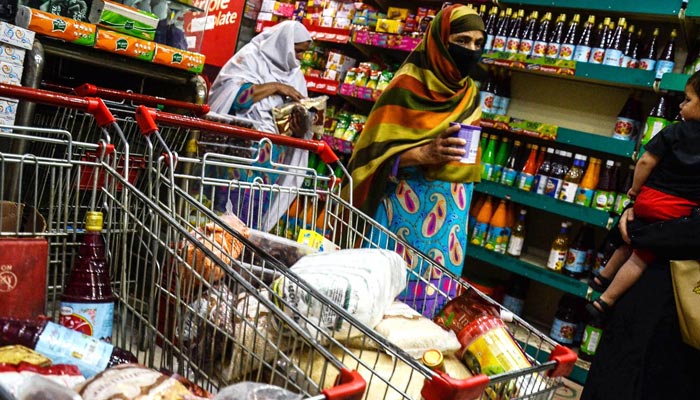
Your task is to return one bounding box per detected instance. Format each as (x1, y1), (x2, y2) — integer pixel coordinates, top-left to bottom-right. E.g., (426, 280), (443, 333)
(375, 18), (403, 34)
(0, 19), (35, 50)
(152, 43), (205, 73)
(88, 0), (158, 41)
(20, 0), (93, 21)
(15, 6), (95, 47)
(94, 28), (155, 62)
(387, 6), (409, 21)
(0, 60), (23, 85)
(0, 97), (19, 117)
(0, 44), (25, 66)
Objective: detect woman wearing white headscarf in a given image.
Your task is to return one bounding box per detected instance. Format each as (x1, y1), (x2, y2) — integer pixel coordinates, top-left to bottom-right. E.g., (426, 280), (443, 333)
(208, 20), (312, 231)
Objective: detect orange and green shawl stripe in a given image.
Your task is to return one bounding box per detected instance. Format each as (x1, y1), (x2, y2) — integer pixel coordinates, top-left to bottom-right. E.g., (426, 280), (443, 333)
(346, 4), (483, 215)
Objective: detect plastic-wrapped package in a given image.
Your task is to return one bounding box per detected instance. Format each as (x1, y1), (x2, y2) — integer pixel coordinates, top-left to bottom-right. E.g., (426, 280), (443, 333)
(246, 229), (317, 267)
(0, 363), (84, 398)
(16, 375), (82, 400)
(214, 382), (301, 400)
(179, 283), (237, 344)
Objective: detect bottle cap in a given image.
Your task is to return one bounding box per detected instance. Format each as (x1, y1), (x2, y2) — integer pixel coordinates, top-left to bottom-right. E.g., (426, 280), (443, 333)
(85, 211), (104, 232)
(422, 349), (445, 371)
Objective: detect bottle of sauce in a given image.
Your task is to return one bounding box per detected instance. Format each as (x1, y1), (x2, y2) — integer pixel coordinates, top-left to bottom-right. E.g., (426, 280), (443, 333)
(620, 24), (636, 68)
(483, 6), (499, 52)
(491, 8), (512, 53)
(639, 28), (659, 71)
(0, 317), (138, 378)
(588, 18), (610, 64)
(484, 199), (508, 253)
(59, 211), (116, 342)
(575, 157), (601, 207)
(532, 12), (551, 58)
(546, 222), (570, 272)
(471, 196), (493, 246)
(500, 139), (523, 186)
(516, 144), (539, 191)
(572, 15), (595, 62)
(563, 223), (595, 279)
(640, 95), (670, 146)
(627, 28), (642, 68)
(545, 13), (566, 59)
(544, 150), (566, 198)
(492, 136), (511, 183)
(505, 9), (525, 54)
(480, 74), (498, 114)
(592, 160), (614, 211)
(579, 314), (605, 362)
(655, 28), (677, 80)
(612, 93), (642, 141)
(614, 164), (635, 214)
(550, 294), (579, 346)
(606, 162), (621, 211)
(603, 17), (626, 67)
(422, 349), (446, 373)
(534, 147), (555, 195)
(558, 154), (587, 203)
(559, 13), (580, 60)
(507, 209), (527, 258)
(481, 134), (499, 180)
(502, 275), (529, 317)
(518, 10), (538, 56)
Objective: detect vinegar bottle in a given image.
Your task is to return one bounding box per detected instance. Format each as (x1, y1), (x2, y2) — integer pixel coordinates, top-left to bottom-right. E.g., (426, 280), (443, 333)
(592, 160), (614, 211)
(59, 211), (116, 342)
(588, 18), (611, 64)
(544, 150), (566, 198)
(612, 93), (642, 141)
(621, 24), (636, 68)
(575, 157), (600, 207)
(500, 139), (524, 186)
(655, 28), (677, 80)
(627, 28), (642, 68)
(547, 222), (571, 272)
(471, 196), (494, 246)
(506, 209), (527, 258)
(572, 15), (595, 62)
(484, 199), (508, 253)
(532, 12), (551, 58)
(505, 9), (525, 54)
(502, 275), (529, 317)
(563, 224), (595, 279)
(534, 147), (555, 195)
(545, 13), (566, 59)
(492, 136), (511, 182)
(483, 6), (499, 52)
(603, 17), (626, 67)
(606, 162), (621, 211)
(639, 28), (659, 71)
(518, 11), (539, 56)
(550, 294), (580, 346)
(559, 13), (580, 60)
(614, 164), (635, 214)
(491, 8), (511, 53)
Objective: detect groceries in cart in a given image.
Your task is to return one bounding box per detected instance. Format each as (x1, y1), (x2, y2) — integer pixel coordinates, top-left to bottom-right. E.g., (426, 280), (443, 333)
(273, 96), (328, 139)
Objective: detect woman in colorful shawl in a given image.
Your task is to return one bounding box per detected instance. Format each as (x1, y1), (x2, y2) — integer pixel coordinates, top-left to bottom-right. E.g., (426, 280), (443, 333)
(346, 5), (485, 278)
(207, 21), (312, 231)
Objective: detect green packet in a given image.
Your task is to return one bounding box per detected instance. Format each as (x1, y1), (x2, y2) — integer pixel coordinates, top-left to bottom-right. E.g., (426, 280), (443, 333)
(89, 0), (158, 41)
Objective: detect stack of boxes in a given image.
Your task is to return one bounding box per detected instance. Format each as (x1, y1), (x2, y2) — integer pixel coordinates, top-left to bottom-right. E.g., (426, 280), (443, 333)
(0, 20), (35, 127)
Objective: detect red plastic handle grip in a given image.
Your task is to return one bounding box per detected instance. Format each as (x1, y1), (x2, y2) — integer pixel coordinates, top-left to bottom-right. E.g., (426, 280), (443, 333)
(322, 368), (366, 400)
(547, 345), (578, 378)
(75, 83), (210, 116)
(421, 372), (490, 400)
(135, 105), (159, 136)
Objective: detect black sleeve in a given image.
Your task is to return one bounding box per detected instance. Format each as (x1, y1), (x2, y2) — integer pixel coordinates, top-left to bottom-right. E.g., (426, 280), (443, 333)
(643, 123), (676, 157)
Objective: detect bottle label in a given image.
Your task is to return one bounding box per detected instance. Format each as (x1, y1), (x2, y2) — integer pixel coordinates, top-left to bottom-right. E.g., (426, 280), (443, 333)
(606, 191), (617, 210)
(500, 168), (518, 186)
(655, 60), (674, 79)
(621, 55), (632, 68)
(59, 301), (114, 342)
(492, 165), (504, 182)
(545, 43), (561, 59)
(518, 39), (534, 56)
(471, 221), (490, 246)
(497, 97), (510, 115)
(485, 226), (509, 253)
(480, 91), (498, 114)
(593, 190), (611, 211)
(546, 249), (567, 271)
(580, 325), (604, 356)
(550, 318), (577, 345)
(627, 58), (639, 69)
(642, 116), (669, 145)
(485, 34), (494, 52)
(532, 40), (548, 57)
(502, 294), (525, 317)
(559, 43), (575, 60)
(602, 49), (623, 67)
(481, 162), (495, 180)
(534, 174), (549, 195)
(517, 172), (535, 192)
(612, 116), (637, 140)
(544, 177), (562, 198)
(558, 181), (579, 203)
(585, 248), (596, 273)
(588, 47), (605, 64)
(507, 236), (524, 257)
(572, 45), (591, 62)
(458, 323), (531, 374)
(614, 193), (631, 214)
(492, 35), (507, 52)
(505, 37), (521, 53)
(574, 187), (595, 207)
(564, 248), (588, 274)
(35, 321), (113, 378)
(639, 58), (656, 71)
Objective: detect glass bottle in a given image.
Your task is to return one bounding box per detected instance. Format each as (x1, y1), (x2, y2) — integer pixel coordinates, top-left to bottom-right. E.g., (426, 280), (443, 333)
(485, 199), (509, 253)
(546, 222), (570, 272)
(588, 18), (611, 64)
(627, 28), (642, 68)
(483, 6), (499, 52)
(491, 136), (511, 183)
(655, 28), (677, 80)
(481, 134), (499, 180)
(579, 314), (605, 362)
(534, 147), (555, 195)
(505, 9), (525, 54)
(422, 349), (446, 373)
(471, 195), (494, 246)
(550, 294), (579, 346)
(606, 162), (621, 211)
(620, 24), (636, 68)
(518, 11), (538, 56)
(495, 70), (512, 115)
(572, 15), (595, 62)
(507, 209), (527, 258)
(545, 13), (566, 59)
(468, 193), (485, 238)
(480, 73), (498, 114)
(575, 157), (601, 207)
(559, 13), (580, 60)
(59, 211), (116, 342)
(502, 275), (529, 317)
(612, 93), (642, 141)
(491, 8), (512, 53)
(638, 27), (659, 71)
(0, 317), (138, 378)
(592, 160), (615, 211)
(517, 144), (539, 191)
(544, 150), (566, 198)
(532, 12), (551, 58)
(563, 224), (595, 279)
(603, 17), (626, 67)
(613, 164), (635, 214)
(500, 139), (524, 186)
(641, 95), (671, 146)
(558, 154), (586, 203)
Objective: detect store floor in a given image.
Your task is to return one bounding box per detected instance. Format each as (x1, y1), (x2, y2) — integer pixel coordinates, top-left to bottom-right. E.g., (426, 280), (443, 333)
(553, 378), (583, 400)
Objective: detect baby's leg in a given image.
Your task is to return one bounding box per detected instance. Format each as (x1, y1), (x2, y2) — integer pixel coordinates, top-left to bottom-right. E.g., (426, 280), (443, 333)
(599, 244), (632, 280)
(599, 252), (648, 307)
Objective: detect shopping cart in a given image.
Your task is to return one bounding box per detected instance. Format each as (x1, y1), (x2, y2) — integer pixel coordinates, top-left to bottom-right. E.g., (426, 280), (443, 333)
(0, 83), (366, 399)
(128, 105), (578, 400)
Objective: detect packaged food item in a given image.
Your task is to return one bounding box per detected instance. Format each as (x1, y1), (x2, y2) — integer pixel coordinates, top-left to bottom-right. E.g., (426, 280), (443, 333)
(179, 283), (236, 344)
(0, 364), (84, 398)
(15, 6), (95, 47)
(0, 345), (50, 367)
(0, 20), (35, 50)
(248, 229), (317, 267)
(376, 71), (394, 92)
(89, 0), (158, 41)
(433, 287), (501, 335)
(215, 382), (301, 400)
(94, 28), (155, 61)
(152, 43), (205, 73)
(15, 374), (83, 400)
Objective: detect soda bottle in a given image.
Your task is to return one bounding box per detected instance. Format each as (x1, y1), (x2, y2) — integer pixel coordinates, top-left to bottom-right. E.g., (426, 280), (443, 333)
(492, 136), (511, 183)
(518, 11), (538, 56)
(517, 144), (539, 191)
(544, 150), (566, 198)
(638, 27), (659, 71)
(559, 13), (580, 60)
(546, 14), (566, 59)
(627, 28), (642, 68)
(546, 222), (570, 272)
(491, 8), (512, 53)
(603, 17), (626, 67)
(505, 9), (525, 54)
(494, 70), (512, 115)
(550, 294), (579, 346)
(612, 93), (642, 141)
(606, 162), (621, 211)
(620, 24), (636, 68)
(579, 314), (605, 362)
(506, 209), (527, 258)
(502, 275), (529, 317)
(468, 192), (485, 237)
(480, 74), (498, 114)
(588, 18), (610, 64)
(640, 95), (670, 146)
(558, 154), (587, 203)
(484, 199), (508, 253)
(500, 139), (524, 186)
(0, 317), (138, 378)
(534, 147), (555, 195)
(481, 134), (499, 180)
(572, 15), (595, 62)
(59, 211), (116, 342)
(655, 28), (677, 80)
(575, 157), (600, 207)
(592, 160), (614, 211)
(471, 195), (494, 246)
(483, 6), (499, 52)
(532, 12), (551, 58)
(563, 223), (595, 279)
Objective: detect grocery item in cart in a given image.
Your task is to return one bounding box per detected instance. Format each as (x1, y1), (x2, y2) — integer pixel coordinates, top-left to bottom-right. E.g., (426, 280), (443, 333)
(0, 364), (84, 398)
(246, 229), (317, 268)
(271, 249), (407, 338)
(272, 96), (328, 139)
(15, 7), (96, 47)
(179, 283), (237, 344)
(0, 345), (50, 366)
(214, 382), (301, 400)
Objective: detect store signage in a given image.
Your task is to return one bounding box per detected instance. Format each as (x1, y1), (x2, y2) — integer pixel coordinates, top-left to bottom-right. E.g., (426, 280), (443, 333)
(184, 0), (245, 67)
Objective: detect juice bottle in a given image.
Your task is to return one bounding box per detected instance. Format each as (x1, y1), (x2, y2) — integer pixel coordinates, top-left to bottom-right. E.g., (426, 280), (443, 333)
(492, 136), (511, 182)
(592, 160), (614, 211)
(575, 157), (600, 207)
(545, 13), (566, 59)
(655, 28), (677, 80)
(546, 222), (570, 272)
(59, 211), (116, 342)
(640, 95), (670, 146)
(544, 150), (566, 198)
(638, 28), (659, 71)
(480, 73), (498, 114)
(494, 70), (512, 115)
(506, 209), (527, 258)
(603, 17), (626, 67)
(516, 144), (539, 191)
(621, 24), (636, 68)
(534, 147), (555, 195)
(559, 13), (580, 60)
(606, 162), (621, 210)
(500, 140), (523, 186)
(532, 12), (552, 58)
(481, 134), (499, 180)
(484, 199), (508, 253)
(468, 193), (485, 238)
(563, 223), (595, 279)
(471, 196), (493, 246)
(491, 8), (511, 53)
(572, 15), (595, 62)
(558, 154), (586, 202)
(518, 10), (538, 56)
(550, 294), (579, 346)
(483, 6), (499, 52)
(612, 93), (642, 141)
(505, 9), (525, 54)
(588, 18), (611, 64)
(579, 314), (605, 362)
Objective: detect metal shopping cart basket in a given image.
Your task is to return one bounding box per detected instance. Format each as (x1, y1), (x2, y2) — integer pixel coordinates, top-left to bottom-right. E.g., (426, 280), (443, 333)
(126, 105), (578, 400)
(0, 83), (366, 399)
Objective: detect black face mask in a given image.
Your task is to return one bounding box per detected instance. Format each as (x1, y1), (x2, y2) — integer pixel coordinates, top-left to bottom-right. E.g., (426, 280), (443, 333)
(448, 43), (483, 78)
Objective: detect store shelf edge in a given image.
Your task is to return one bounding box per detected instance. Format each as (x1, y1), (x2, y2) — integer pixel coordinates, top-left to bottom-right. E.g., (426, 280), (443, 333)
(556, 127), (636, 158)
(466, 244), (591, 298)
(659, 73), (689, 92)
(499, 0), (680, 16)
(574, 63), (656, 89)
(474, 180), (613, 228)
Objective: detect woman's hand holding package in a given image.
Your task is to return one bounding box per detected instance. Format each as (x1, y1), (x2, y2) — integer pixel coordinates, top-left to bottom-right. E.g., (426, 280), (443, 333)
(401, 124), (466, 167)
(273, 83), (304, 101)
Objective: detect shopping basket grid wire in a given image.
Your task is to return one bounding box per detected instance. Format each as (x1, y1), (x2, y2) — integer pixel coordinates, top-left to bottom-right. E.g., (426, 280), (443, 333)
(131, 104), (577, 400)
(0, 83), (366, 400)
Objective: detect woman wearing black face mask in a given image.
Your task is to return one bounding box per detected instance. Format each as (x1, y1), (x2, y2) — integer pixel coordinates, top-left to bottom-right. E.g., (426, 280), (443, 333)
(345, 5), (485, 278)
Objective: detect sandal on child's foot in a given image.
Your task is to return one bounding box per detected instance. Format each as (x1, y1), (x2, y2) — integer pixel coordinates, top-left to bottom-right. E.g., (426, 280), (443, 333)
(586, 298), (612, 319)
(588, 269), (612, 292)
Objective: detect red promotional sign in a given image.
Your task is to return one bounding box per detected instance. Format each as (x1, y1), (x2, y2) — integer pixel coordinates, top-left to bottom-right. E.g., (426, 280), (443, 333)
(184, 0), (246, 67)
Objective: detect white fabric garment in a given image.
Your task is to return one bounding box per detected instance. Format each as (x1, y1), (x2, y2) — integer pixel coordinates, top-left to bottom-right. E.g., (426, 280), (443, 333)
(208, 21), (312, 232)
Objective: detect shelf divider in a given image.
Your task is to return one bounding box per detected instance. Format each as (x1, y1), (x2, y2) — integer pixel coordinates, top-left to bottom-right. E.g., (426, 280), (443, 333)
(555, 128), (637, 158)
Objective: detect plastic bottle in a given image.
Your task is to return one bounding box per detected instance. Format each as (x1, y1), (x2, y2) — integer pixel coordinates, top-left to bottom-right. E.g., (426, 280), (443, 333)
(483, 6), (499, 52)
(638, 28), (659, 71)
(640, 95), (671, 146)
(535, 145), (548, 172)
(491, 8), (512, 53)
(502, 275), (529, 317)
(484, 199), (509, 253)
(505, 9), (525, 54)
(550, 294), (579, 346)
(491, 136), (510, 184)
(59, 211), (115, 342)
(500, 140), (523, 186)
(0, 317), (137, 378)
(563, 224), (595, 279)
(471, 196), (493, 246)
(575, 157), (600, 207)
(505, 199), (516, 241)
(507, 209), (527, 258)
(468, 193), (485, 238)
(544, 150), (566, 198)
(559, 13), (580, 60)
(479, 131), (489, 152)
(534, 147), (555, 195)
(518, 10), (539, 56)
(579, 314), (605, 362)
(655, 28), (677, 80)
(572, 15), (595, 62)
(531, 12), (551, 58)
(558, 154), (587, 203)
(592, 160), (614, 211)
(614, 164), (635, 214)
(517, 144), (539, 191)
(612, 93), (642, 141)
(620, 24), (636, 68)
(588, 18), (610, 64)
(546, 222), (570, 272)
(603, 17), (626, 67)
(481, 134), (499, 180)
(545, 13), (566, 59)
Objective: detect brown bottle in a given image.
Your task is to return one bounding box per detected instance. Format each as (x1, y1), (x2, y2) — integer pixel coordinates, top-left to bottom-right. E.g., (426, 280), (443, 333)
(639, 28), (659, 71)
(627, 28), (642, 68)
(546, 13), (566, 59)
(572, 15), (595, 62)
(620, 24), (636, 68)
(518, 11), (539, 56)
(505, 9), (525, 54)
(588, 17), (611, 64)
(532, 12), (552, 58)
(603, 17), (626, 67)
(559, 13), (580, 60)
(492, 8), (512, 52)
(655, 29), (677, 80)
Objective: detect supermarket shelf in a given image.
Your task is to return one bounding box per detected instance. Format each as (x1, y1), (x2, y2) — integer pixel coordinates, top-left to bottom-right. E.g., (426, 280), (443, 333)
(351, 30), (422, 52)
(683, 0), (700, 17)
(474, 180), (616, 229)
(659, 72), (690, 92)
(499, 0), (682, 16)
(555, 128), (637, 158)
(305, 76), (339, 95)
(255, 20), (351, 43)
(573, 62), (657, 89)
(466, 244), (593, 299)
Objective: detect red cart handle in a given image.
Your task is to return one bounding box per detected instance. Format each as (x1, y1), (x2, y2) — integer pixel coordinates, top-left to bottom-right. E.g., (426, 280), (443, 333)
(134, 105), (340, 164)
(75, 83), (210, 116)
(0, 83), (115, 127)
(322, 368), (366, 400)
(547, 345), (578, 378)
(421, 371), (490, 400)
